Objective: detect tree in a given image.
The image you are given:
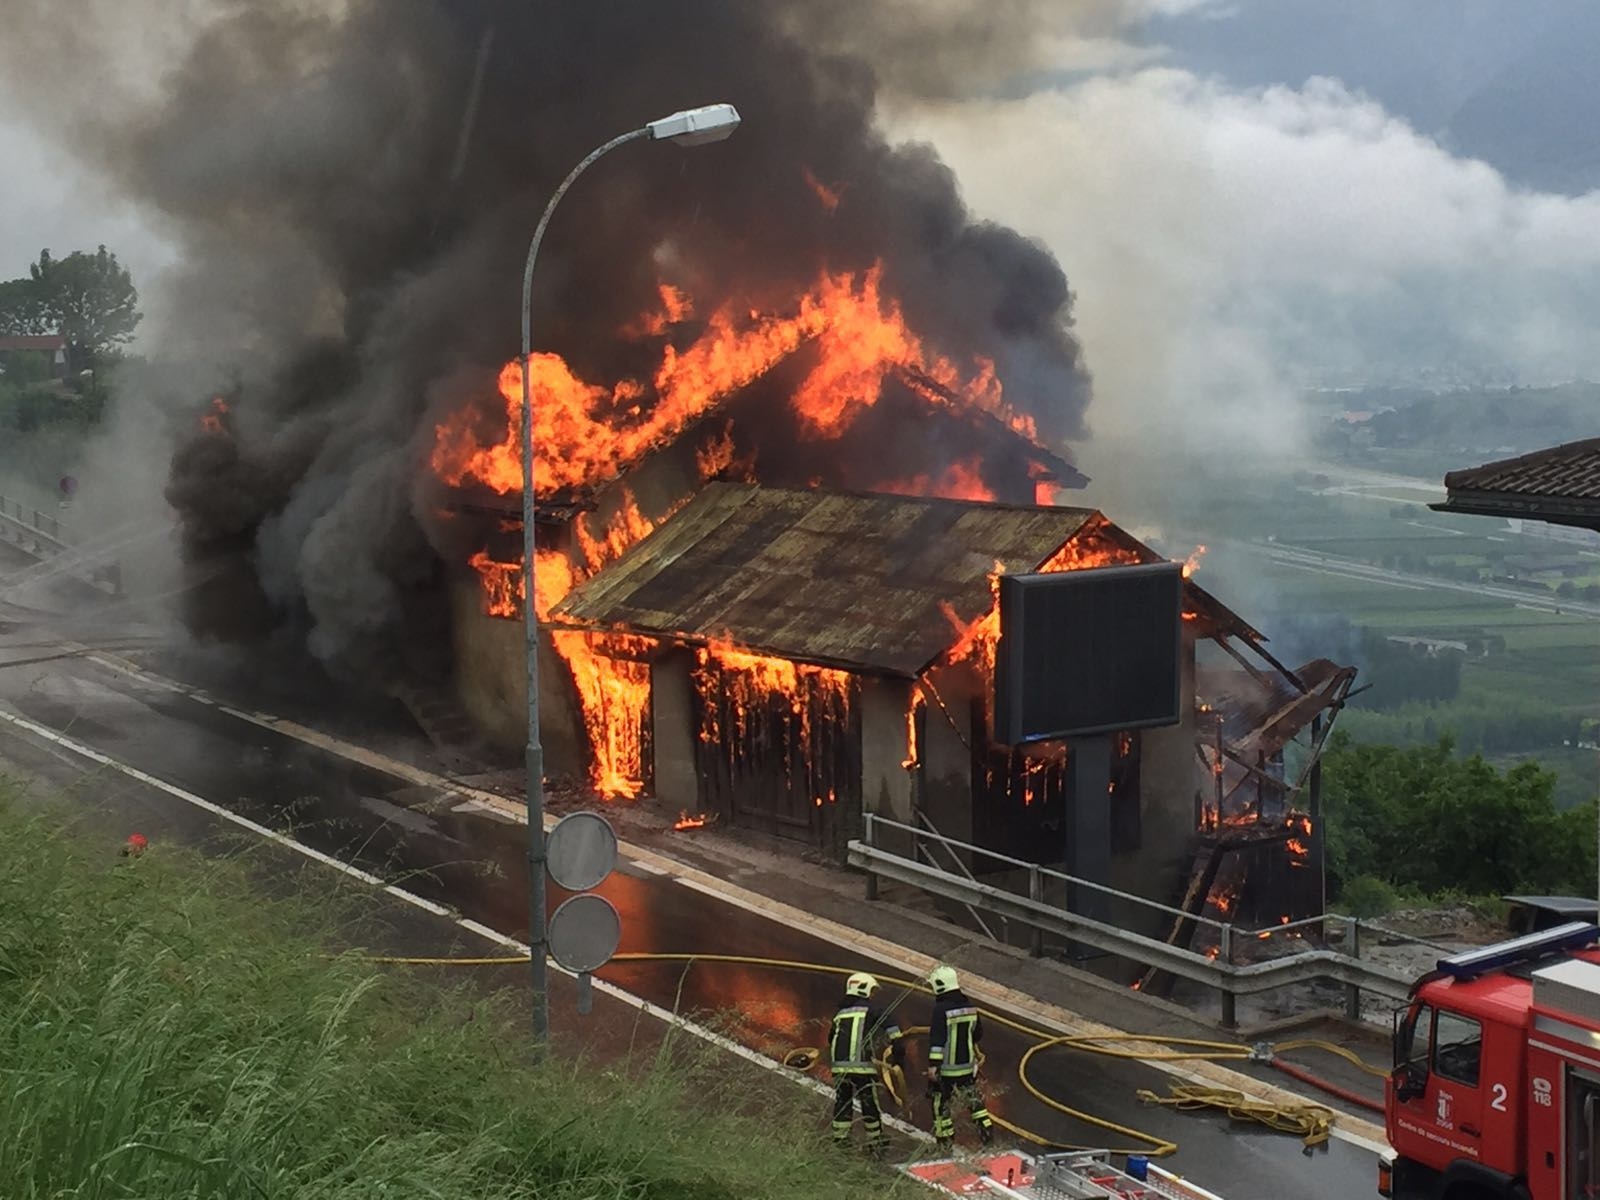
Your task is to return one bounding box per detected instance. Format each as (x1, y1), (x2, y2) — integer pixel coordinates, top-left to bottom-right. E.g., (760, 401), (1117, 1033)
(1322, 733), (1597, 900)
(0, 278), (51, 336)
(28, 246), (141, 364)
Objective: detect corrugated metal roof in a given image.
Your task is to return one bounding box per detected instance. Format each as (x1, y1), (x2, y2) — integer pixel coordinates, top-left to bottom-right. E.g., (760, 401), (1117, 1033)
(1443, 438), (1600, 501)
(552, 483), (1100, 676)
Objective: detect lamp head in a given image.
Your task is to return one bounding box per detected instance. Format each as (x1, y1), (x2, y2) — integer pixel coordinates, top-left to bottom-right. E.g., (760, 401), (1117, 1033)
(647, 103), (741, 147)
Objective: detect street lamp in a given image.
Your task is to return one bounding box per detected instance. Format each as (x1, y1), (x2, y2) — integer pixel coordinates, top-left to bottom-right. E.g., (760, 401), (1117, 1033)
(520, 103), (741, 1056)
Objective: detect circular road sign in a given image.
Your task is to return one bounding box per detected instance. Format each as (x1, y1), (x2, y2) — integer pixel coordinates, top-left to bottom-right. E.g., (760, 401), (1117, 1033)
(546, 810), (618, 892)
(547, 893), (621, 974)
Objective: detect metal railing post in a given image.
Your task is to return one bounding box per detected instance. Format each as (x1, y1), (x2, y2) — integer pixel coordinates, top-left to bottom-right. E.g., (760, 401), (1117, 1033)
(1219, 923), (1237, 1027)
(1344, 916), (1361, 1021)
(1028, 866), (1044, 958)
(862, 813), (878, 901)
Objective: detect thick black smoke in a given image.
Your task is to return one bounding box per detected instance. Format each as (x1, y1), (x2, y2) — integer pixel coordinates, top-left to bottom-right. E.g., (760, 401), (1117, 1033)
(6, 1), (1093, 686)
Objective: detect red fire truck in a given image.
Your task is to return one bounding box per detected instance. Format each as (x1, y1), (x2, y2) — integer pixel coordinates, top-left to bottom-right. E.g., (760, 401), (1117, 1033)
(1382, 921), (1600, 1199)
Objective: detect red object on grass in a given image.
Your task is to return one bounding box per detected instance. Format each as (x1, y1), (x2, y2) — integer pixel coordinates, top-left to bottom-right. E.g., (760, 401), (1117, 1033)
(123, 833), (149, 856)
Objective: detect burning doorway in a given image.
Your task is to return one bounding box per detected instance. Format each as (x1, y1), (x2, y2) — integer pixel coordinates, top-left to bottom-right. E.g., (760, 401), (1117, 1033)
(691, 647), (861, 848)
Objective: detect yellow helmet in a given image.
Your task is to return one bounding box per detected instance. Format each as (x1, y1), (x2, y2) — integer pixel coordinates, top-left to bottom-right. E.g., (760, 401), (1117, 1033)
(845, 971), (880, 998)
(928, 965), (960, 995)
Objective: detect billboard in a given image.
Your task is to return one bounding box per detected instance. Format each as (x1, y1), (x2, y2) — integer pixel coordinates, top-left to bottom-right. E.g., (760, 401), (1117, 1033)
(993, 561), (1183, 744)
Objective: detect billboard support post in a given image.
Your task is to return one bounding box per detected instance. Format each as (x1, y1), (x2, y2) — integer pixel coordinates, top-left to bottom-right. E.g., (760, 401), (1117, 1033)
(1065, 732), (1113, 959)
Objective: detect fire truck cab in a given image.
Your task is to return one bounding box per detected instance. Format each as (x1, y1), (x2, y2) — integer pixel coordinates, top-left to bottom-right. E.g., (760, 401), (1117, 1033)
(1384, 922), (1600, 1200)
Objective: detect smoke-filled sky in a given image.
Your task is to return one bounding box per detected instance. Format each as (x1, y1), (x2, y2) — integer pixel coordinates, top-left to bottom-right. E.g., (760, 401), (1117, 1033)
(7, 0), (1600, 458)
(3, 0), (1600, 679)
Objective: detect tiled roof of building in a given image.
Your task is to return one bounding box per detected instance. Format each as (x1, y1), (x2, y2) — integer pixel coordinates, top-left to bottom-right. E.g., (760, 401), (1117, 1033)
(1444, 438), (1600, 500)
(1433, 438), (1600, 530)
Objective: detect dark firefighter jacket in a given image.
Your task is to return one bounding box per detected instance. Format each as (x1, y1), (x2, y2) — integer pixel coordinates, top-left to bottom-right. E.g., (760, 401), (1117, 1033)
(928, 990), (983, 1078)
(829, 996), (906, 1076)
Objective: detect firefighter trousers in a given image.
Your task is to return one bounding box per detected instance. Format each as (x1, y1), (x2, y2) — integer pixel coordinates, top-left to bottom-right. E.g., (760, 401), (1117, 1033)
(931, 1073), (993, 1144)
(832, 1074), (887, 1149)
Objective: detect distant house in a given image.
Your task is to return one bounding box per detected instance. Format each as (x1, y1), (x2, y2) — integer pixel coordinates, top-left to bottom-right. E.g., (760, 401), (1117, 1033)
(0, 334), (69, 380)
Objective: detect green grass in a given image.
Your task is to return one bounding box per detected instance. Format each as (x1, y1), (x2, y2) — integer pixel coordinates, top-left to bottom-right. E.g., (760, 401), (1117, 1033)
(0, 788), (909, 1200)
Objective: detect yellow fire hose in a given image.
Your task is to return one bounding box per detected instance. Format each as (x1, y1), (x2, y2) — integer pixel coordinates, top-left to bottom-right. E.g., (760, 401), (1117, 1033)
(347, 950), (1380, 1154)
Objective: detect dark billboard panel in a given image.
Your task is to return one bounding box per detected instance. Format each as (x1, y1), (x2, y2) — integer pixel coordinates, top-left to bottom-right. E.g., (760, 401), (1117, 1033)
(994, 561), (1183, 744)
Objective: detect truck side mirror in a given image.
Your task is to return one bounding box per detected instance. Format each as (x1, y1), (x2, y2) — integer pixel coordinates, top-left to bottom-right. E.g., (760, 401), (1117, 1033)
(1393, 1007), (1416, 1067)
(1394, 1064), (1427, 1102)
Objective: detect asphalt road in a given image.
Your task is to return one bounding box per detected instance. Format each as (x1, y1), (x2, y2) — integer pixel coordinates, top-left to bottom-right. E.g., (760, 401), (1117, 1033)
(1236, 538), (1600, 617)
(0, 618), (1381, 1198)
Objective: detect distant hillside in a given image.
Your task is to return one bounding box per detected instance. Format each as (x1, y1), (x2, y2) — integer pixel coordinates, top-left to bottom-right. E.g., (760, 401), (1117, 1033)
(1313, 381), (1598, 474)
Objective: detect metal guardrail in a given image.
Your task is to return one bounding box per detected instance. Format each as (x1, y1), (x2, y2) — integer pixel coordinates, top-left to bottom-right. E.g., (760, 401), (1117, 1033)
(0, 494), (70, 552)
(850, 813), (1419, 1026)
(0, 493), (121, 594)
(914, 810), (1004, 943)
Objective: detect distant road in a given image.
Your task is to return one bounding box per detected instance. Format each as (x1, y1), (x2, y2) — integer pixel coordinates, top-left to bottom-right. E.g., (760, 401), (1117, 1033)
(1294, 459), (1447, 495)
(1232, 540), (1600, 619)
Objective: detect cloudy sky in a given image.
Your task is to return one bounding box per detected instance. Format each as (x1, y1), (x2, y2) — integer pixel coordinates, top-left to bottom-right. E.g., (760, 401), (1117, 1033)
(5, 0), (1599, 463)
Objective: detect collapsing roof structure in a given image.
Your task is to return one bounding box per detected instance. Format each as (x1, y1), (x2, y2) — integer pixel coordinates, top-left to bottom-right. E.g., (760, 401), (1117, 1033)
(551, 482), (1256, 677)
(1433, 437), (1600, 532)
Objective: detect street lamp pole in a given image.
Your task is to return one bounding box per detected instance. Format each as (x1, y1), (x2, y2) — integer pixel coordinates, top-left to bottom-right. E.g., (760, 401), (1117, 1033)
(520, 104), (741, 1057)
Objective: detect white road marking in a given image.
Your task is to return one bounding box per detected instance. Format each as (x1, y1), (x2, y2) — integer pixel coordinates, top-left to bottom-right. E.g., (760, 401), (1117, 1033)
(0, 706), (416, 898)
(625, 857), (669, 876)
(0, 703), (931, 1141)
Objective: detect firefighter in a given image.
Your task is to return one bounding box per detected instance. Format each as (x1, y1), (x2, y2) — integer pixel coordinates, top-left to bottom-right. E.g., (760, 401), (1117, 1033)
(925, 965), (994, 1151)
(829, 971), (905, 1152)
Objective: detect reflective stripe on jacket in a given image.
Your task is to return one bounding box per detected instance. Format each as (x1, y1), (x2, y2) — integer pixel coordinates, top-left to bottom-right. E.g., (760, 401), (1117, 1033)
(830, 1001), (903, 1075)
(928, 994), (982, 1077)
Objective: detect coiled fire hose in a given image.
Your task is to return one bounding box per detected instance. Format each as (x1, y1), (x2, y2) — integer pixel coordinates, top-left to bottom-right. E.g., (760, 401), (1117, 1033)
(350, 950), (1384, 1154)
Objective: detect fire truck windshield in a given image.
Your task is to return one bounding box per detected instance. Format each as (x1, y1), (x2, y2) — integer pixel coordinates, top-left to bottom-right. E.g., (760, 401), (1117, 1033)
(1432, 1011), (1482, 1087)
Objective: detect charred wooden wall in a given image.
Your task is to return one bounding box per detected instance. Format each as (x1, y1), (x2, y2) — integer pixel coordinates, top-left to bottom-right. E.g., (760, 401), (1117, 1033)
(690, 658), (863, 861)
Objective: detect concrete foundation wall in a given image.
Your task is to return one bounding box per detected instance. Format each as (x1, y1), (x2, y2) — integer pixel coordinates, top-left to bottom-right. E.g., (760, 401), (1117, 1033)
(449, 577), (585, 778)
(860, 676), (914, 824)
(651, 648), (698, 811)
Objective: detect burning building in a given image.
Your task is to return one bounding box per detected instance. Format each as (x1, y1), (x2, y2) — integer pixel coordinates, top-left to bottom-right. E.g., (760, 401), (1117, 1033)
(416, 234), (1354, 935)
(93, 3), (1358, 944)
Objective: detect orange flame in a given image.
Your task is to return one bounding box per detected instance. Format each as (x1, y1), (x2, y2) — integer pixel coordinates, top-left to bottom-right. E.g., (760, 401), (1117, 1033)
(696, 423), (738, 480)
(623, 283), (695, 338)
(467, 550), (520, 618)
(575, 490), (655, 575)
(466, 548), (575, 620)
(694, 639), (852, 792)
(199, 396), (229, 434)
(877, 456), (997, 503)
(902, 698), (922, 770)
(1182, 544), (1208, 579)
(431, 265), (1030, 502)
(803, 166), (842, 214)
(553, 631), (654, 799)
(938, 528), (1146, 679)
(673, 811), (708, 831)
